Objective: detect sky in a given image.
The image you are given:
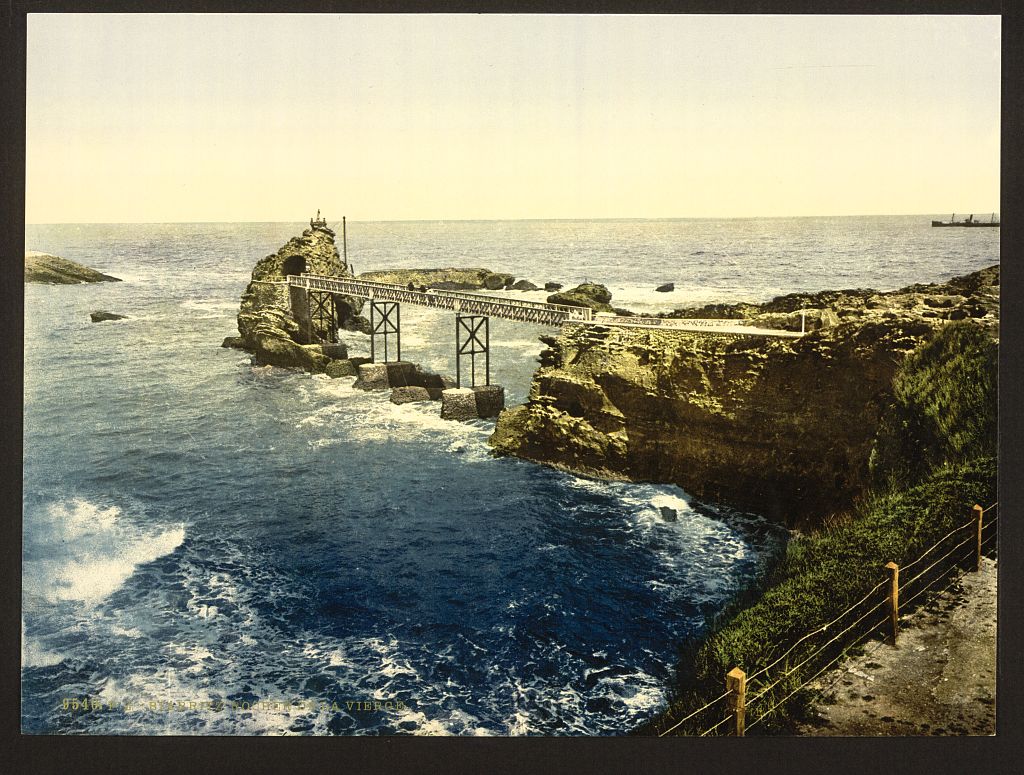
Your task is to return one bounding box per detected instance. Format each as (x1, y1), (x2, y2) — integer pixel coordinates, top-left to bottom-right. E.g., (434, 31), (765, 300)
(25, 13), (1001, 223)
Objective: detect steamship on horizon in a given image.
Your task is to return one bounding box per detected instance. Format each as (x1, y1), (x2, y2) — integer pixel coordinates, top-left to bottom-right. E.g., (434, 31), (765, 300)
(931, 213), (1000, 227)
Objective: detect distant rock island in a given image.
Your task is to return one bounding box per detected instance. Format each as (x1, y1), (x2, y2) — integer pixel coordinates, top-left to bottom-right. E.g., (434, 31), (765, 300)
(358, 267), (515, 290)
(24, 251), (121, 284)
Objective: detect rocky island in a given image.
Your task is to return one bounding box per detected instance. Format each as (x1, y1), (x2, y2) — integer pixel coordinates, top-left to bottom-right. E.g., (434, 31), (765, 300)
(358, 267), (516, 290)
(24, 251), (121, 284)
(490, 266), (998, 528)
(225, 223), (368, 372)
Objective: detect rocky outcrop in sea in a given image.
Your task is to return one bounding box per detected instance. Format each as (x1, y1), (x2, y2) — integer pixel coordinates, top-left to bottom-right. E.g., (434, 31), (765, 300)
(25, 251), (121, 284)
(358, 267), (515, 290)
(546, 282), (615, 313)
(226, 225), (368, 372)
(490, 266), (999, 527)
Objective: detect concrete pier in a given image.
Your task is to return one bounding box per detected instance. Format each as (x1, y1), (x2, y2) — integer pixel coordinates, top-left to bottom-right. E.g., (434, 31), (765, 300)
(473, 385), (505, 418)
(441, 388), (479, 421)
(321, 342), (349, 360)
(384, 361), (417, 387)
(354, 363), (390, 391)
(440, 385), (505, 420)
(390, 386), (432, 404)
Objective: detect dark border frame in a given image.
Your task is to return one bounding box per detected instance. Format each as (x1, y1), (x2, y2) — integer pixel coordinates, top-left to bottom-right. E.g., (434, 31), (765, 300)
(3, 2), (1019, 773)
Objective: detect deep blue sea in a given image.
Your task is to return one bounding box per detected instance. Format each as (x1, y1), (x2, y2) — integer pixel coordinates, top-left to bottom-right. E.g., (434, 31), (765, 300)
(22, 216), (999, 735)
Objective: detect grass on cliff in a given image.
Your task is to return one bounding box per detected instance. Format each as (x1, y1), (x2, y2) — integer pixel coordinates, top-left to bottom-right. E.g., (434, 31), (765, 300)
(640, 458), (996, 736)
(870, 322), (997, 486)
(641, 321), (998, 736)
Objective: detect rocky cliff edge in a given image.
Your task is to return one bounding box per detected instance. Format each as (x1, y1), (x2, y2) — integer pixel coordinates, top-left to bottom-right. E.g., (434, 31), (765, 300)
(490, 266), (998, 527)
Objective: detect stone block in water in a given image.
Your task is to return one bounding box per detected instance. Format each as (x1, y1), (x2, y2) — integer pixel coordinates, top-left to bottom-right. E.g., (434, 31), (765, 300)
(384, 361), (417, 387)
(354, 363), (390, 391)
(321, 342), (349, 360)
(440, 388), (479, 421)
(390, 386), (432, 405)
(473, 385), (505, 418)
(325, 359), (357, 378)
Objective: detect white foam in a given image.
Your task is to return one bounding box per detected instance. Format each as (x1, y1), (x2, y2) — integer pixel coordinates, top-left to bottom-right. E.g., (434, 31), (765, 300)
(24, 499), (186, 606)
(21, 620), (64, 668)
(301, 386), (492, 455)
(179, 298), (239, 314)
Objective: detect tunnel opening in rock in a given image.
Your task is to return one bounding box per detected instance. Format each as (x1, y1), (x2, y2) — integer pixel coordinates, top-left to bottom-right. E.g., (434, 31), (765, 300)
(282, 255), (306, 277)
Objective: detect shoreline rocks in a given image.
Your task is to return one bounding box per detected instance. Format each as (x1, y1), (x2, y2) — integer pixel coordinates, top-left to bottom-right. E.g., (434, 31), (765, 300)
(26, 252), (121, 284)
(661, 265), (999, 333)
(491, 266), (999, 528)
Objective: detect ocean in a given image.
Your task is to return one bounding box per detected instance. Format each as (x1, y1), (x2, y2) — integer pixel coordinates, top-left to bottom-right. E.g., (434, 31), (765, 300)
(22, 216), (999, 735)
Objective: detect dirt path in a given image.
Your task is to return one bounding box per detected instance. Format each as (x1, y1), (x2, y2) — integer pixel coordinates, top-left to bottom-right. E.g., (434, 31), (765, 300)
(796, 557), (996, 736)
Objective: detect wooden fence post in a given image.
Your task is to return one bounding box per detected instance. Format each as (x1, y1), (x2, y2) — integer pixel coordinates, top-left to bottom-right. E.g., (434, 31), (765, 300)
(973, 504), (984, 572)
(885, 562), (899, 645)
(726, 667), (746, 737)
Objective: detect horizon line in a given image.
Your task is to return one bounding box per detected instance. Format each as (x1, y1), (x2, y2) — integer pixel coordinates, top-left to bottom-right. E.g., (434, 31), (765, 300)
(24, 212), (1000, 227)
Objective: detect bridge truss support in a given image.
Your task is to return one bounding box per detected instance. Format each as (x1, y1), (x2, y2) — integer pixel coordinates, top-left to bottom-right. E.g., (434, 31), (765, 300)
(370, 300), (401, 363)
(456, 314), (490, 387)
(308, 290), (337, 344)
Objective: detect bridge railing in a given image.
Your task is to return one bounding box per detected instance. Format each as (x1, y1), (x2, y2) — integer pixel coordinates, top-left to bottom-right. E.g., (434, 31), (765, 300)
(589, 314), (804, 338)
(596, 314), (756, 328)
(286, 274), (594, 324)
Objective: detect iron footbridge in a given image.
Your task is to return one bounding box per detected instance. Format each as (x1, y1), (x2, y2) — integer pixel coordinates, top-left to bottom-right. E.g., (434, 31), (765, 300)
(287, 274), (594, 326)
(287, 273), (803, 338)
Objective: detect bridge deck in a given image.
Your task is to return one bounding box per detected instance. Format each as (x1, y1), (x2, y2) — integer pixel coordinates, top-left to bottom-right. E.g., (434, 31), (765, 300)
(287, 274), (802, 337)
(288, 274), (593, 326)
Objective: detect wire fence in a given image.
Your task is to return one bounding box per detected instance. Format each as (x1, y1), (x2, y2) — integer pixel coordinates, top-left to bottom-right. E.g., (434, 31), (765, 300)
(655, 502), (997, 736)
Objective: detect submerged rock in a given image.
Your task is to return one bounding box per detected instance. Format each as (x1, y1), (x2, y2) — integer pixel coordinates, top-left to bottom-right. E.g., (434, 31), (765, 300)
(655, 282), (675, 292)
(89, 311), (126, 322)
(544, 282), (563, 292)
(511, 279), (540, 291)
(26, 252), (121, 284)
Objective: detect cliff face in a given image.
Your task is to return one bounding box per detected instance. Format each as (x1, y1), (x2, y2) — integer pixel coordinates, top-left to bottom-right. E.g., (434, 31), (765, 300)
(231, 225), (366, 371)
(490, 267), (998, 527)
